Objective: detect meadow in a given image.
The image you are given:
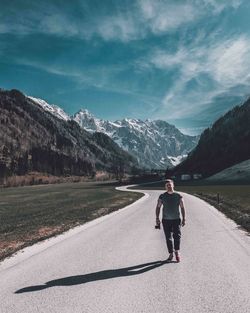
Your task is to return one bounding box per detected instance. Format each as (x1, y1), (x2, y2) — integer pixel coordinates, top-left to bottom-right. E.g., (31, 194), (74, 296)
(0, 181), (142, 261)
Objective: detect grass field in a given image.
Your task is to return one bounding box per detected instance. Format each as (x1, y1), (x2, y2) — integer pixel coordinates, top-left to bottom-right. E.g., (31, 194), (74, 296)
(130, 181), (250, 233)
(0, 181), (143, 261)
(176, 185), (250, 233)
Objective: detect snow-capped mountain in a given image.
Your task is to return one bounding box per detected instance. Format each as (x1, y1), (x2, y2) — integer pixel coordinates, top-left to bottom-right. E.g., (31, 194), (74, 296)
(0, 89), (138, 179)
(27, 95), (199, 169)
(28, 96), (70, 121)
(73, 109), (199, 169)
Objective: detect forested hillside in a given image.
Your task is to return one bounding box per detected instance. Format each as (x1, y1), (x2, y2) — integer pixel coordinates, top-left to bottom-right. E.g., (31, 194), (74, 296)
(174, 97), (250, 177)
(0, 89), (138, 182)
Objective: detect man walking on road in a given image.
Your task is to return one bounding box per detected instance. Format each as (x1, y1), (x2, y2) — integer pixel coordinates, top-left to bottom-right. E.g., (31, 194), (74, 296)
(155, 179), (186, 262)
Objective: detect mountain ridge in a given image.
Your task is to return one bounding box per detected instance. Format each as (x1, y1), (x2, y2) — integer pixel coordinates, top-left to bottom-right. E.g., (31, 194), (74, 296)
(25, 94), (199, 169)
(174, 97), (250, 177)
(72, 108), (199, 169)
(0, 89), (138, 181)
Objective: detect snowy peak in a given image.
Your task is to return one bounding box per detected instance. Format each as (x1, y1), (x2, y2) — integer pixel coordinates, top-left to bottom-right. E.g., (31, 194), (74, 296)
(116, 118), (148, 134)
(77, 109), (95, 118)
(26, 94), (199, 169)
(28, 96), (70, 121)
(73, 109), (106, 133)
(72, 109), (199, 169)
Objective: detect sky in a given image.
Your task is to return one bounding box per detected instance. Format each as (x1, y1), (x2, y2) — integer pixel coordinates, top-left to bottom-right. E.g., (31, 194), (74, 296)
(1, 0), (250, 135)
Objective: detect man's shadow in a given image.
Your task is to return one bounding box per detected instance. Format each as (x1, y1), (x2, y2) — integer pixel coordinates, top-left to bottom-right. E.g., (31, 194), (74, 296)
(15, 259), (173, 294)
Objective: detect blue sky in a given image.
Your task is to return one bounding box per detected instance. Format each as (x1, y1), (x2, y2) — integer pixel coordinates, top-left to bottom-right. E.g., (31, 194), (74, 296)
(1, 0), (250, 135)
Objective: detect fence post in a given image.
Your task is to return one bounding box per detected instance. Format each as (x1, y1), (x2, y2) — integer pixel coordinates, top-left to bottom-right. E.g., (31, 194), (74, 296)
(217, 193), (220, 204)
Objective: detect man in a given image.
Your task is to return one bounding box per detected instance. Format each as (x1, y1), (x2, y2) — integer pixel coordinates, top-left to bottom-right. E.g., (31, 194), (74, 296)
(155, 179), (186, 262)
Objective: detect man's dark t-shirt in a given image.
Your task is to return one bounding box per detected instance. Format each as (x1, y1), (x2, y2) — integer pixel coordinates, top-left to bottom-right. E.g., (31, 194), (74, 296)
(159, 192), (182, 220)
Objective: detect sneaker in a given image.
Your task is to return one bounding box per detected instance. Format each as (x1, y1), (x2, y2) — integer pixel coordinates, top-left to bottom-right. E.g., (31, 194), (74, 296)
(175, 251), (180, 263)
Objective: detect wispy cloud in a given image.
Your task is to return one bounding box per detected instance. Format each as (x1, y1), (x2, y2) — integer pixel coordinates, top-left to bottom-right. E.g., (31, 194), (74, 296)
(179, 126), (207, 136)
(208, 37), (250, 86)
(145, 34), (250, 120)
(14, 59), (81, 78)
(14, 57), (161, 110)
(139, 0), (243, 38)
(0, 0), (243, 41)
(91, 15), (142, 42)
(202, 0), (242, 13)
(137, 0), (198, 34)
(39, 13), (79, 37)
(0, 0), (248, 135)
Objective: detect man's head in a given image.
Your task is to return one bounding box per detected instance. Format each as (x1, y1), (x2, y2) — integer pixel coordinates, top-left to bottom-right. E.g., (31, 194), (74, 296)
(165, 179), (174, 192)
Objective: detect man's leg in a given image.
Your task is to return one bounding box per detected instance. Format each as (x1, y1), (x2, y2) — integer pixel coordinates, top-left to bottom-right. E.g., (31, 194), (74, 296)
(173, 219), (181, 262)
(162, 219), (174, 255)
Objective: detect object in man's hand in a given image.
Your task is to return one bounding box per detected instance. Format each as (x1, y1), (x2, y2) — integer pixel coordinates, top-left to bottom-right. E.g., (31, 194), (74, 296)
(155, 223), (161, 229)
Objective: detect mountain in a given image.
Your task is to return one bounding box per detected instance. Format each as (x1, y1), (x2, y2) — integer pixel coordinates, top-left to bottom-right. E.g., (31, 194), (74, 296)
(14, 94), (199, 170)
(73, 109), (199, 169)
(174, 97), (250, 177)
(0, 89), (138, 181)
(28, 96), (70, 121)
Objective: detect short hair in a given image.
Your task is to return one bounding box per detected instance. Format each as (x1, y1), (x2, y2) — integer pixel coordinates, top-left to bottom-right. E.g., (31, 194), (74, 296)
(165, 179), (174, 184)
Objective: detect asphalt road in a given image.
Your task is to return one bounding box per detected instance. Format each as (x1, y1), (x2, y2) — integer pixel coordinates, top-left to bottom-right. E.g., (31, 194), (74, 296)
(0, 187), (249, 313)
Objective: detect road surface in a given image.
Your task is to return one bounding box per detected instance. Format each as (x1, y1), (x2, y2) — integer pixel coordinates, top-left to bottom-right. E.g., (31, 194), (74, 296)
(0, 187), (249, 313)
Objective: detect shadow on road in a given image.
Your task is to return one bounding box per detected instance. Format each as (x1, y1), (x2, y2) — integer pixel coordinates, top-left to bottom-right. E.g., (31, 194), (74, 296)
(15, 260), (173, 293)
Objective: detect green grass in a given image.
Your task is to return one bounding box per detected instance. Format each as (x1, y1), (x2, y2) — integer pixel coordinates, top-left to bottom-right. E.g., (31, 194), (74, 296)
(0, 181), (143, 261)
(130, 182), (250, 233)
(175, 185), (250, 232)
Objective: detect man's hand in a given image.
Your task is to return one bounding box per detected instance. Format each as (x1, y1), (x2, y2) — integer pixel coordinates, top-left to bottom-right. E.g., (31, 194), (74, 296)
(155, 217), (161, 229)
(181, 218), (186, 227)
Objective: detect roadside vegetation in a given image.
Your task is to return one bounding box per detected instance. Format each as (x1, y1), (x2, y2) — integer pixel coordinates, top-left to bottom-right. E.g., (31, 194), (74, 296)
(0, 181), (143, 261)
(176, 185), (250, 233)
(130, 181), (250, 233)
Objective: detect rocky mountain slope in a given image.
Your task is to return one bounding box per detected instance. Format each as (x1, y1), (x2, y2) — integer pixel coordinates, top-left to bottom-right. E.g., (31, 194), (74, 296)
(0, 89), (138, 181)
(73, 109), (199, 169)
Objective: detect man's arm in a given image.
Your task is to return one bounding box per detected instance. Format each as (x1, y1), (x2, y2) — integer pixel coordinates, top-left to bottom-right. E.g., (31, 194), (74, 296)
(180, 198), (186, 226)
(156, 198), (162, 225)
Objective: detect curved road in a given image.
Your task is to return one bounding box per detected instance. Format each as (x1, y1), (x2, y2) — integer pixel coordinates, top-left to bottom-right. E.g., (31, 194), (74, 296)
(0, 187), (249, 313)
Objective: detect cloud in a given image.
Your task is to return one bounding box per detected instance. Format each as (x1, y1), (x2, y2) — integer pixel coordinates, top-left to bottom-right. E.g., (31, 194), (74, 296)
(39, 13), (79, 37)
(201, 0), (242, 13)
(0, 0), (243, 41)
(146, 34), (250, 121)
(208, 37), (250, 86)
(92, 15), (142, 42)
(14, 57), (160, 108)
(136, 0), (243, 35)
(168, 36), (250, 89)
(0, 2), (136, 41)
(14, 59), (81, 78)
(179, 126), (207, 136)
(149, 48), (189, 69)
(38, 10), (140, 42)
(137, 0), (198, 34)
(0, 0), (247, 134)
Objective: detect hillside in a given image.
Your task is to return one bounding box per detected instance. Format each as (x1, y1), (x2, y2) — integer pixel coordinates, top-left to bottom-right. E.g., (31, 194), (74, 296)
(0, 89), (138, 182)
(174, 97), (250, 177)
(205, 159), (250, 183)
